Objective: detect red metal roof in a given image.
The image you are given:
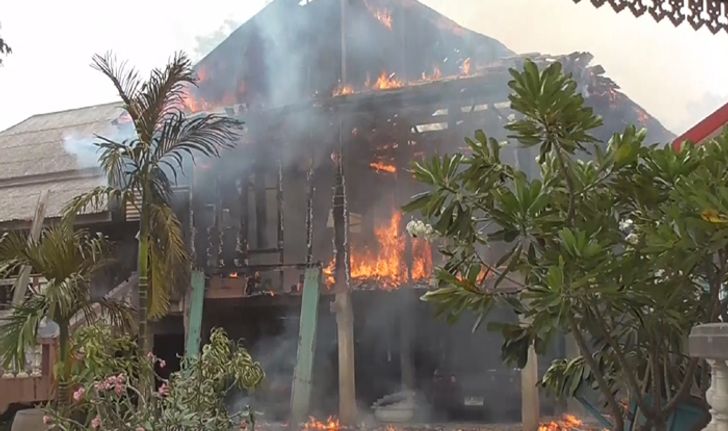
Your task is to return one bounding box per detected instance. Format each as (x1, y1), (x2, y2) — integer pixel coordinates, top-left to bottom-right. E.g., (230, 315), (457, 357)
(673, 101), (728, 151)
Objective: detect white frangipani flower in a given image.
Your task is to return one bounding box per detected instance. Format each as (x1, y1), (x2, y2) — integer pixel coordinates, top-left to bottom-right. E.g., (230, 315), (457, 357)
(625, 232), (639, 245)
(406, 219), (436, 240)
(619, 218), (634, 232)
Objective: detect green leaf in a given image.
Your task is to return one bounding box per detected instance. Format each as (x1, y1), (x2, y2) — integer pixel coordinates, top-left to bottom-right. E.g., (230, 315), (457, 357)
(402, 191), (432, 213)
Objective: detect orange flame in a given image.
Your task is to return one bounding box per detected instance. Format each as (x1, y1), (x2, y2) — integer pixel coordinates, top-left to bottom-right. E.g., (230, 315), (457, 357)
(460, 57), (472, 76)
(302, 416), (341, 431)
(333, 63), (452, 98)
(324, 211), (433, 290)
(370, 71), (404, 90)
(333, 84), (355, 96)
(373, 9), (393, 29)
(636, 107), (649, 126)
(369, 161), (397, 174)
(196, 67), (209, 83)
(538, 414), (584, 431)
(180, 84), (217, 113)
(421, 66), (442, 81)
(364, 0), (393, 30)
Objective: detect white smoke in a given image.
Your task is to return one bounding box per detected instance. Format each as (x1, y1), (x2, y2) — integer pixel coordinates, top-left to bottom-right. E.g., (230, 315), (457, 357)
(62, 121), (136, 169)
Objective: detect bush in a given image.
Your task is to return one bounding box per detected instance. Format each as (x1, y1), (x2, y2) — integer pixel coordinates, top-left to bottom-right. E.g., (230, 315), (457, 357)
(45, 327), (264, 431)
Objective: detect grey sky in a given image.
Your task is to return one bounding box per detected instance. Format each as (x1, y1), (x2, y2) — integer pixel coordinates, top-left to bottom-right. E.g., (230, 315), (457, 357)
(1, 0), (726, 135)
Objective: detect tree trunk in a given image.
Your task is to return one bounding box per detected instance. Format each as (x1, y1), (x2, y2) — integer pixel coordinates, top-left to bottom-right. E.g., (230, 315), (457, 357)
(56, 322), (71, 409)
(137, 218), (151, 353)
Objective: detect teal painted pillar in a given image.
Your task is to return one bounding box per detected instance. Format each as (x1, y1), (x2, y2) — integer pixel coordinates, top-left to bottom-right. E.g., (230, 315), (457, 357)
(185, 270), (205, 359)
(290, 268), (321, 425)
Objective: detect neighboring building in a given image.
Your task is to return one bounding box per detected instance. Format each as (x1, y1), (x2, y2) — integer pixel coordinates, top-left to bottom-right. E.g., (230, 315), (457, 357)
(0, 103), (120, 229)
(673, 101), (728, 150)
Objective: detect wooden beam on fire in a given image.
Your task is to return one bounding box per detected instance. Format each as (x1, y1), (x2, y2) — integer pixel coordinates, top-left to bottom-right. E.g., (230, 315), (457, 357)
(241, 72), (512, 132)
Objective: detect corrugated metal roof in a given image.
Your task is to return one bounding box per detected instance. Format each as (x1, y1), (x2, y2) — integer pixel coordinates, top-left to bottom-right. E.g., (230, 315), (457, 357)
(0, 102), (123, 223)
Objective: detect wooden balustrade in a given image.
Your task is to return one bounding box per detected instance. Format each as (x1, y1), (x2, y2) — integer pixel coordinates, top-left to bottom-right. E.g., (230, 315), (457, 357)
(0, 337), (57, 415)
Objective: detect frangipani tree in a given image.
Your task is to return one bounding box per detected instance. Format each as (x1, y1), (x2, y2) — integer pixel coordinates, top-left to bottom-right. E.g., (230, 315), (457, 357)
(404, 61), (725, 431)
(64, 52), (242, 350)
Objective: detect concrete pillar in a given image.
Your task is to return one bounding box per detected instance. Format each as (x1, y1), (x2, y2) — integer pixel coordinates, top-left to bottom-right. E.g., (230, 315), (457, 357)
(519, 294), (540, 431)
(334, 291), (357, 424)
(290, 268), (321, 425)
(689, 323), (728, 431)
(184, 271), (205, 359)
(521, 342), (540, 431)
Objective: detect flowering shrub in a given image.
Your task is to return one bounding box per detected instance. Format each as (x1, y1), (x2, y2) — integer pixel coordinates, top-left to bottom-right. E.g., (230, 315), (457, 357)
(44, 327), (265, 431)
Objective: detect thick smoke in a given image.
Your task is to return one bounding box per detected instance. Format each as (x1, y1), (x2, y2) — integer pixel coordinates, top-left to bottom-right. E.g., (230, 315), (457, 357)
(193, 19), (242, 61)
(62, 121), (135, 169)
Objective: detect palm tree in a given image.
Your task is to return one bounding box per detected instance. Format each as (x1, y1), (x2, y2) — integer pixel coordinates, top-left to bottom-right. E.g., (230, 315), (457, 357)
(63, 52), (242, 352)
(0, 223), (133, 404)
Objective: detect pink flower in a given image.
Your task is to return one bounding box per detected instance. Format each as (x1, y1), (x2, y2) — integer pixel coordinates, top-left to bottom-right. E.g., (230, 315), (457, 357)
(157, 382), (170, 397)
(158, 359), (166, 368)
(146, 352), (156, 361)
(136, 427), (146, 431)
(72, 386), (85, 402)
(91, 415), (102, 429)
(42, 415), (53, 425)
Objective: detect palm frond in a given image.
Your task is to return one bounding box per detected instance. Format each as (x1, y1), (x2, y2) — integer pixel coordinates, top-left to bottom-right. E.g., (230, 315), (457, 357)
(62, 186), (127, 222)
(147, 203), (190, 319)
(74, 298), (135, 334)
(148, 165), (175, 205)
(91, 52), (142, 123)
(94, 136), (139, 188)
(0, 230), (31, 275)
(44, 274), (94, 323)
(135, 52), (196, 145)
(0, 295), (49, 370)
(153, 112), (242, 181)
(27, 224), (109, 284)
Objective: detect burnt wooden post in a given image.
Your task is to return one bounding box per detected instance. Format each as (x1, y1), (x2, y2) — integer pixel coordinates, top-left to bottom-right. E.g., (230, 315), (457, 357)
(334, 0), (357, 423)
(397, 122), (415, 392)
(290, 267), (321, 425)
(332, 122), (357, 424)
(236, 174), (250, 267)
(305, 162), (315, 263)
(254, 162), (268, 249)
(277, 159), (285, 291)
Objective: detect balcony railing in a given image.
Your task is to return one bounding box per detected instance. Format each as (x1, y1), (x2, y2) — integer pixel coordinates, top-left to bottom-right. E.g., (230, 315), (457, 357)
(0, 336), (57, 415)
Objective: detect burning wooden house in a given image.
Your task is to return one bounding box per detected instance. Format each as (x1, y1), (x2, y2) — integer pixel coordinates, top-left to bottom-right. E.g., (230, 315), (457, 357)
(0, 0), (674, 425)
(177, 0), (673, 424)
